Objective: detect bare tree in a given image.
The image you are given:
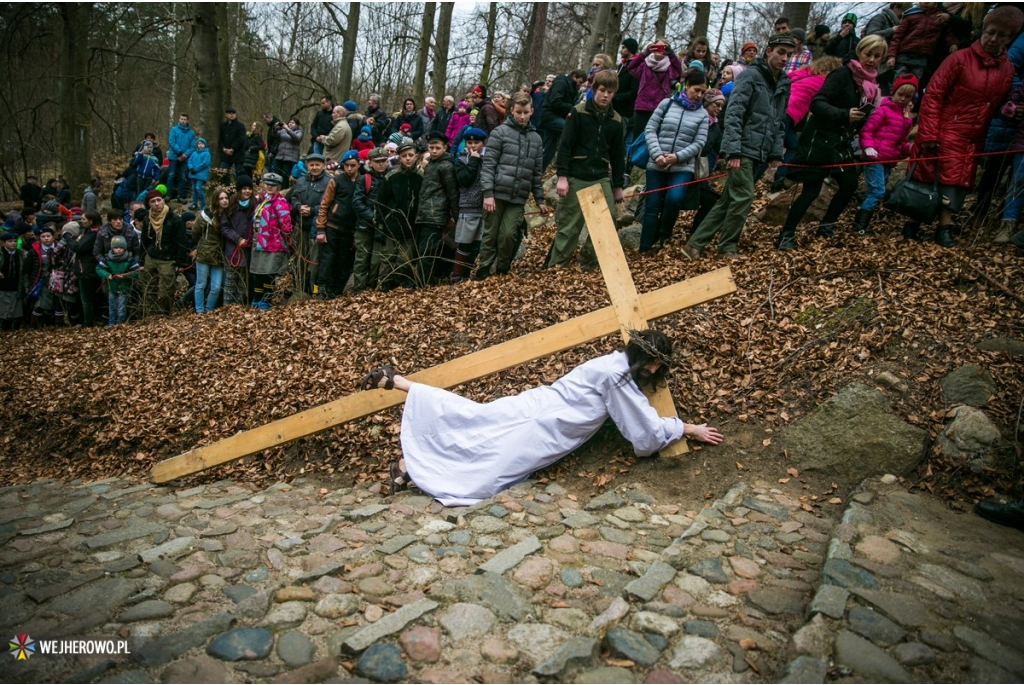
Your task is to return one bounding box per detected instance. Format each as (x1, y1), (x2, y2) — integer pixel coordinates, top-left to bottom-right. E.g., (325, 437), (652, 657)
(59, 3), (94, 198)
(524, 2), (549, 84)
(479, 3), (498, 86)
(413, 2), (436, 103)
(431, 3), (453, 100)
(654, 2), (670, 39)
(193, 2), (227, 135)
(339, 3), (360, 101)
(782, 2), (813, 30)
(605, 2), (624, 57)
(691, 3), (711, 40)
(586, 3), (612, 60)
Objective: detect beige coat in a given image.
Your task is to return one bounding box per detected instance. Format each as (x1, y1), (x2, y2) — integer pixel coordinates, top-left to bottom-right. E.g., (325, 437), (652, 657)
(323, 117), (352, 162)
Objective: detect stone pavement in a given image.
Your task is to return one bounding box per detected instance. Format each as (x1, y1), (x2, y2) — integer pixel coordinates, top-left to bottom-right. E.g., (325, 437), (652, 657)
(0, 472), (1022, 684)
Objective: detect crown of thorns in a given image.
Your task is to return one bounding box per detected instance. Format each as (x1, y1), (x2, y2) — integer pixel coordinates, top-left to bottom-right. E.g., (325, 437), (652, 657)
(625, 328), (676, 367)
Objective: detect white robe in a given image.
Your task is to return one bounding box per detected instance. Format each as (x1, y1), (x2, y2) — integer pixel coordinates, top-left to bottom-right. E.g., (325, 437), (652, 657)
(400, 351), (685, 506)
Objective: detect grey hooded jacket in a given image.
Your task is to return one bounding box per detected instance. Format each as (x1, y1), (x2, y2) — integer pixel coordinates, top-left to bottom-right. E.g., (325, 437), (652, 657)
(720, 59), (790, 163)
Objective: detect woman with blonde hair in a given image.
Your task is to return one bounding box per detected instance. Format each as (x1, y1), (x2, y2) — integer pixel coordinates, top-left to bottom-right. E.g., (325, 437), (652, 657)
(771, 55), (843, 192)
(777, 35), (887, 249)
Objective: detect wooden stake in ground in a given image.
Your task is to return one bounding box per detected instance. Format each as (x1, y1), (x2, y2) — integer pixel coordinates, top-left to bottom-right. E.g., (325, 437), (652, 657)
(151, 269), (736, 484)
(578, 184), (688, 455)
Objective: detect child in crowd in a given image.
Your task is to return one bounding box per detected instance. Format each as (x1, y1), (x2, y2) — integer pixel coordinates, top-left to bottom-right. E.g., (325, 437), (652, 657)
(351, 147), (389, 293)
(886, 3), (955, 84)
(546, 70), (624, 270)
(414, 132), (459, 284)
(187, 138), (211, 210)
(446, 101), (472, 144)
(0, 230), (26, 330)
(854, 73), (917, 236)
(477, 92), (548, 280)
(450, 127), (487, 283)
(375, 141), (422, 291)
(96, 235), (140, 325)
(352, 126), (375, 153)
(27, 225), (53, 326)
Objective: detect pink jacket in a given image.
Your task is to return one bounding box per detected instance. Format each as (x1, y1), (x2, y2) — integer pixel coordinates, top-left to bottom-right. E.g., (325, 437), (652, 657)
(446, 112), (472, 142)
(859, 97), (913, 164)
(786, 67), (826, 127)
(253, 193), (292, 253)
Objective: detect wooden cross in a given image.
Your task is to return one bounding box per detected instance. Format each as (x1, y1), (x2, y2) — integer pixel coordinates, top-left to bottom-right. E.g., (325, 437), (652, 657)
(150, 198), (736, 483)
(578, 184), (689, 456)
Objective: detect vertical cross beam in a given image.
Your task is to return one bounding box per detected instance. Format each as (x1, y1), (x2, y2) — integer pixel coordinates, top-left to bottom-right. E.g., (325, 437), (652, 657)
(576, 184), (689, 456)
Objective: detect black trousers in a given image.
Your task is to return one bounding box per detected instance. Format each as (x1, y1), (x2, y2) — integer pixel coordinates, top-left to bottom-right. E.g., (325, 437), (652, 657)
(783, 168), (861, 230)
(317, 227), (356, 297)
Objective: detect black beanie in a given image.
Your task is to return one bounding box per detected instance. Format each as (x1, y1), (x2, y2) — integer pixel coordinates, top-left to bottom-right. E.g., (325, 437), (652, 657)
(622, 38), (640, 55)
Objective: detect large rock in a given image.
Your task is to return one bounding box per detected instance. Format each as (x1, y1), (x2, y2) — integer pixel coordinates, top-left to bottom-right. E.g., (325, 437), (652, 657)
(781, 383), (929, 483)
(939, 365), (995, 406)
(618, 224), (642, 253)
(757, 182), (836, 227)
(934, 406), (1006, 471)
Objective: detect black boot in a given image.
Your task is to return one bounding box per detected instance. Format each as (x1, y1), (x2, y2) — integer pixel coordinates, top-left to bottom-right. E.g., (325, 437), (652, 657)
(1011, 229), (1024, 250)
(815, 223), (835, 239)
(472, 264), (491, 282)
(851, 209), (873, 237)
(935, 224), (956, 247)
(776, 226), (797, 251)
(902, 221), (922, 241)
(974, 500), (1024, 531)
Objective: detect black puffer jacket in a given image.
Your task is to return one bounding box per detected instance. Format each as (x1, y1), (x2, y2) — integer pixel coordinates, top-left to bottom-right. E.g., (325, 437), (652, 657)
(416, 152), (459, 226)
(480, 117), (545, 205)
(555, 100), (626, 186)
(353, 169), (386, 233)
(376, 167), (423, 241)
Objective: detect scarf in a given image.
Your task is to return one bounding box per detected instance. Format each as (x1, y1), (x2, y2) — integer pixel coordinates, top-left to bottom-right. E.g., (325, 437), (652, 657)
(672, 91), (703, 111)
(148, 204), (168, 242)
(847, 59), (880, 106)
(646, 52), (670, 72)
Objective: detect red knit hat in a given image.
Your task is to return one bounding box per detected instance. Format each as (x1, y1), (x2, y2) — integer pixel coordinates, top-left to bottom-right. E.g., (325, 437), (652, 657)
(145, 189), (164, 205)
(892, 72), (919, 92)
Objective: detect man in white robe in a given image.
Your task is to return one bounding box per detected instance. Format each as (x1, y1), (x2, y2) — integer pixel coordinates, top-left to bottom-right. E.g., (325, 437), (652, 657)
(362, 331), (723, 506)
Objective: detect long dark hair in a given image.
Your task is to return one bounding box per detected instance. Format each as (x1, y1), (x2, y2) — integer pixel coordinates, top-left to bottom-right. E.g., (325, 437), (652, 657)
(226, 189), (255, 221)
(624, 329), (673, 391)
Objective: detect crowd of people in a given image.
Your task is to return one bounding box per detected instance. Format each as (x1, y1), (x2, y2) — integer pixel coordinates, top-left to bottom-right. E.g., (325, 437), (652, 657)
(3, 3), (1024, 332)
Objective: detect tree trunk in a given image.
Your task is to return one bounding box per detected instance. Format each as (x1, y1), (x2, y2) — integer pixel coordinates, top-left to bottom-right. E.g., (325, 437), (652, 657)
(338, 2), (360, 102)
(605, 2), (623, 57)
(714, 3), (731, 54)
(586, 3), (612, 60)
(413, 2), (435, 104)
(192, 2), (225, 137)
(58, 3), (93, 200)
(782, 2), (812, 31)
(215, 2), (232, 109)
(431, 2), (453, 100)
(654, 2), (670, 39)
(525, 2), (548, 84)
(691, 2), (711, 39)
(479, 3), (497, 86)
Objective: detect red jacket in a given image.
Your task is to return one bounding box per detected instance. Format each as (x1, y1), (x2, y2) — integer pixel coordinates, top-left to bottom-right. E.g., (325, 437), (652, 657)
(887, 9), (952, 60)
(859, 97), (913, 164)
(913, 42), (1013, 188)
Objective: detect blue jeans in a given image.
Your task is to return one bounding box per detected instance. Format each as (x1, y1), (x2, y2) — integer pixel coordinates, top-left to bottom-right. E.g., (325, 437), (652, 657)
(640, 168), (693, 252)
(861, 163), (888, 211)
(192, 180), (206, 209)
(312, 142), (325, 156)
(1002, 153), (1024, 221)
(167, 158), (188, 198)
(108, 292), (128, 325)
(218, 158), (244, 182)
(194, 262), (224, 313)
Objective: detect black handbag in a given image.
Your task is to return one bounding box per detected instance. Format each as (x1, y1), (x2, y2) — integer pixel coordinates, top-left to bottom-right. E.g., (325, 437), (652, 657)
(884, 161), (941, 224)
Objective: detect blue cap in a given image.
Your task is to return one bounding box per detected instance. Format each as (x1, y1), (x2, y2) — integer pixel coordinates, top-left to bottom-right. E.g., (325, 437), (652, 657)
(341, 150), (359, 163)
(462, 127), (488, 141)
(343, 100), (358, 112)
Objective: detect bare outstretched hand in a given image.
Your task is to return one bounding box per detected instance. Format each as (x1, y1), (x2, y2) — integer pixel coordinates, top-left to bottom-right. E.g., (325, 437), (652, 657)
(686, 423), (724, 445)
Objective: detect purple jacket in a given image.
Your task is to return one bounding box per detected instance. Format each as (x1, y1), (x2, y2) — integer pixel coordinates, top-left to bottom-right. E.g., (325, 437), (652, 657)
(628, 50), (683, 113)
(220, 208), (252, 268)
